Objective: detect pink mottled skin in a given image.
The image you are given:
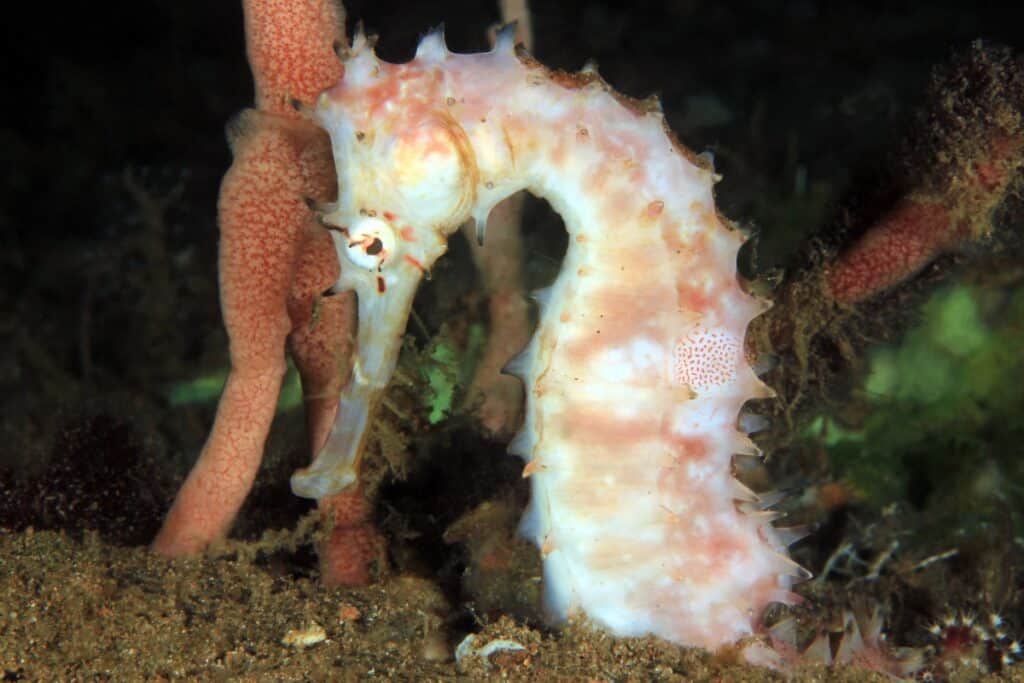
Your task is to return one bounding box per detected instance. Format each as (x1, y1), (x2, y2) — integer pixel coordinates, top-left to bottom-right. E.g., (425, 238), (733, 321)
(827, 134), (1023, 304)
(152, 0), (384, 586)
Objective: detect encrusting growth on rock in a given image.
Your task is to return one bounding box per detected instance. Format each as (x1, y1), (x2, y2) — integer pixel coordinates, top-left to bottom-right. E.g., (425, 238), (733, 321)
(827, 41), (1024, 306)
(750, 42), (1024, 438)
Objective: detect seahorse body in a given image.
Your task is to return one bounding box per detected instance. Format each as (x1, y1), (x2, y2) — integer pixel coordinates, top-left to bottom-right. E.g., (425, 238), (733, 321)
(296, 28), (801, 649)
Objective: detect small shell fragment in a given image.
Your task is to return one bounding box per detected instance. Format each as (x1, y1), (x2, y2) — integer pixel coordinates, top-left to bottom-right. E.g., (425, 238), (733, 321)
(282, 622), (327, 649)
(454, 633), (527, 671)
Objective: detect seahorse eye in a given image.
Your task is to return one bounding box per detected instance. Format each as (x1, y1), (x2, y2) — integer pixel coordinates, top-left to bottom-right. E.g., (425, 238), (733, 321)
(342, 216), (395, 271)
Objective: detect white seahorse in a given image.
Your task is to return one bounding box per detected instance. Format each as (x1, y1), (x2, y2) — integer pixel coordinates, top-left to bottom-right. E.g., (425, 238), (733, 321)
(290, 27), (804, 649)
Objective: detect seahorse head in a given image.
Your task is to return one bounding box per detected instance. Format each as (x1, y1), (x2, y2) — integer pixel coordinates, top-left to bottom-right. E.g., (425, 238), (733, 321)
(291, 31), (481, 499)
(316, 32), (478, 269)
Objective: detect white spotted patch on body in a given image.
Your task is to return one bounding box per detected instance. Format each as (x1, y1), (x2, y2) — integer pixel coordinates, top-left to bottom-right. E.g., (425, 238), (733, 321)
(672, 330), (741, 392)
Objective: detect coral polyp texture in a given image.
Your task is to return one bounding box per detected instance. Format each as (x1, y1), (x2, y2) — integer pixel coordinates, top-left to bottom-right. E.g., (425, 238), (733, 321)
(827, 43), (1024, 305)
(151, 0), (388, 586)
(294, 28), (799, 648)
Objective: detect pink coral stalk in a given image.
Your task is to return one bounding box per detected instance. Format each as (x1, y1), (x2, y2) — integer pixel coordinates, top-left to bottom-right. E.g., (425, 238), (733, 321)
(154, 0), (384, 586)
(827, 134), (1022, 304)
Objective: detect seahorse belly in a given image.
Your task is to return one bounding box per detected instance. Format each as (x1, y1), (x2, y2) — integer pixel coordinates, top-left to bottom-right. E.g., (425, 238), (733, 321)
(308, 28), (799, 650)
(515, 180), (791, 648)
(506, 129), (794, 648)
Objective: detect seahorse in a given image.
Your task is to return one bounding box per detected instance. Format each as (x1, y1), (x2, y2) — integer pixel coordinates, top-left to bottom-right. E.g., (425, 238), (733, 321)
(290, 27), (803, 649)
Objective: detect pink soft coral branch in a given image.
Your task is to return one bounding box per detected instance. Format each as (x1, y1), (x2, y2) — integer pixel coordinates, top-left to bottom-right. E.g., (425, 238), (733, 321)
(153, 0), (384, 585)
(828, 133), (1023, 304)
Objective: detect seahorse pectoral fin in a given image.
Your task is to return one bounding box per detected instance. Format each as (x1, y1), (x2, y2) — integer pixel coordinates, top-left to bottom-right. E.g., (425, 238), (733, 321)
(291, 271), (423, 500)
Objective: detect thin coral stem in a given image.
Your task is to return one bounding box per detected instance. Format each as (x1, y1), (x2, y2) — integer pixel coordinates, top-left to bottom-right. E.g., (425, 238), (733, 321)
(827, 133), (1023, 304)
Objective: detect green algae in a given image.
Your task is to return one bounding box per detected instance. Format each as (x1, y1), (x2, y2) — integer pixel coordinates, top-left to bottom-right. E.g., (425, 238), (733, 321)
(807, 281), (1024, 518)
(417, 322), (487, 425)
(167, 363), (304, 412)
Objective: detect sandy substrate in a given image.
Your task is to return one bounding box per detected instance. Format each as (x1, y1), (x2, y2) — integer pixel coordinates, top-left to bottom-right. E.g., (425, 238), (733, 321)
(0, 528), (931, 682)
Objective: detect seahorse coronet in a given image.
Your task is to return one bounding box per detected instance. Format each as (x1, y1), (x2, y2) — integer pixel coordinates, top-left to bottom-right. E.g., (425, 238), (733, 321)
(300, 27), (797, 650)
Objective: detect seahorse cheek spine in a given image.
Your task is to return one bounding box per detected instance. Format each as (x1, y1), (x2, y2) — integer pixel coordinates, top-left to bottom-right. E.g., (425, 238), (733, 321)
(312, 30), (801, 650)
